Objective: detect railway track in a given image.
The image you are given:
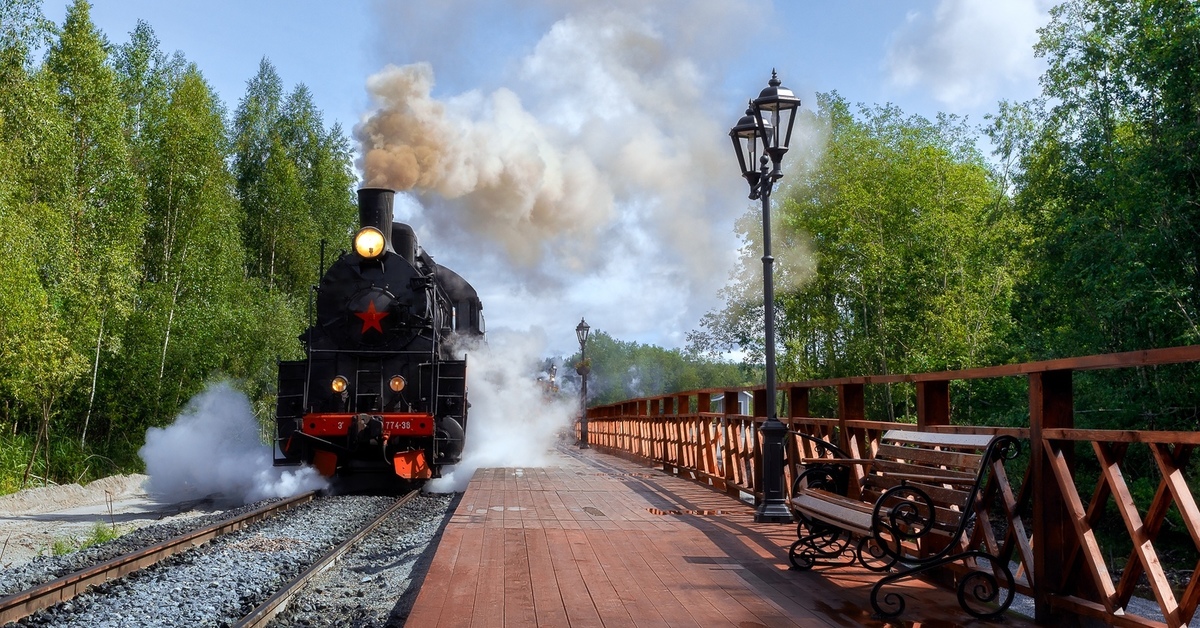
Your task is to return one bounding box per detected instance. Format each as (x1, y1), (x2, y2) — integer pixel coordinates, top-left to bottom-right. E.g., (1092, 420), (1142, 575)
(232, 489), (418, 628)
(0, 491), (317, 625)
(0, 490), (449, 627)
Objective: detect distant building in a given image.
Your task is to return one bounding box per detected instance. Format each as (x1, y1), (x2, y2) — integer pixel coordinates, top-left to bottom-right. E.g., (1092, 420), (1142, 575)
(711, 391), (752, 415)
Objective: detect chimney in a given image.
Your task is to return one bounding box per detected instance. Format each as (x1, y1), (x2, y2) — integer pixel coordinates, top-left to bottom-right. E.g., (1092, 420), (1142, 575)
(356, 188), (395, 251)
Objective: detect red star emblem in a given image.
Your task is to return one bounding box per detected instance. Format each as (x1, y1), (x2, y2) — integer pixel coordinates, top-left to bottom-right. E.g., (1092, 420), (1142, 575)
(354, 301), (389, 334)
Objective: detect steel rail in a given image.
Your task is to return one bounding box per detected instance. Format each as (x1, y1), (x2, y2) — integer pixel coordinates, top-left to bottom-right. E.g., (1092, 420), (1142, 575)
(0, 490), (317, 625)
(233, 489), (420, 628)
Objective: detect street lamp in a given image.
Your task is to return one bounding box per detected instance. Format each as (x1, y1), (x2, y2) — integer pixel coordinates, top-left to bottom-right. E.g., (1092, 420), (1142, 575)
(576, 318), (591, 449)
(730, 70), (800, 523)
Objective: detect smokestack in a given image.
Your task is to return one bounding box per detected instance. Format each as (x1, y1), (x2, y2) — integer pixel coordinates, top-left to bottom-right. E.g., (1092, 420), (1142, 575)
(357, 188), (395, 250)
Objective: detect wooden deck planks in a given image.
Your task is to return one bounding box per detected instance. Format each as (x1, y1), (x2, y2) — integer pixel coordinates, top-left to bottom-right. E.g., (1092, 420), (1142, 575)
(405, 444), (1038, 627)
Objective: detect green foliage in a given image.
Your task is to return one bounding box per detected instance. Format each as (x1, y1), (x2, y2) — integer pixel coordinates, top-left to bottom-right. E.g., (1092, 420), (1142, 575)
(0, 4), (355, 494)
(234, 61), (356, 296)
(692, 94), (1023, 422)
(49, 521), (124, 555)
(1011, 0), (1200, 354)
(991, 0), (1200, 430)
(568, 330), (752, 406)
(0, 434), (33, 494)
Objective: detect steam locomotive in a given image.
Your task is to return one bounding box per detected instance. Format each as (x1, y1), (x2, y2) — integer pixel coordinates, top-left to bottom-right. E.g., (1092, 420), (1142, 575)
(273, 188), (483, 489)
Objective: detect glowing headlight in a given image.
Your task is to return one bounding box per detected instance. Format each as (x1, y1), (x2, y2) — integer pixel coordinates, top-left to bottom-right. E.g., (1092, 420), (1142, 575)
(354, 227), (386, 259)
(331, 376), (348, 393)
(389, 376), (407, 392)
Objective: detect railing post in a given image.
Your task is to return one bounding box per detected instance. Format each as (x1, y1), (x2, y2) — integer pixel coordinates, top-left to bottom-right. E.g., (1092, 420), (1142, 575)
(788, 386), (809, 420)
(786, 387), (810, 495)
(698, 392), (712, 476)
(1030, 369), (1073, 623)
(723, 390), (738, 485)
(676, 394), (689, 469)
(838, 383), (865, 497)
(753, 388), (767, 498)
(837, 383), (864, 452)
(916, 380), (950, 429)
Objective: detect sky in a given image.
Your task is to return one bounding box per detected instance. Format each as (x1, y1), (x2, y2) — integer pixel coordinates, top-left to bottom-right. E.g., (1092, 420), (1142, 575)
(46, 0), (1056, 359)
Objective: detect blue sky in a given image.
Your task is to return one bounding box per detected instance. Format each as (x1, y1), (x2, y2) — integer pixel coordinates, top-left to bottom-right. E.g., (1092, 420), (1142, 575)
(50, 0), (1054, 357)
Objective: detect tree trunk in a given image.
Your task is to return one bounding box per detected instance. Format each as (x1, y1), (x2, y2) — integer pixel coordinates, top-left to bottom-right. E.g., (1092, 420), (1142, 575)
(43, 404), (50, 486)
(22, 397), (53, 488)
(81, 314), (105, 446)
(21, 420), (44, 489)
(159, 276), (183, 381)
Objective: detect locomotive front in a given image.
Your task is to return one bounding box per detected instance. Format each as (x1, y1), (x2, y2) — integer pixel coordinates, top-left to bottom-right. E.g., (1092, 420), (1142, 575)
(273, 188), (483, 489)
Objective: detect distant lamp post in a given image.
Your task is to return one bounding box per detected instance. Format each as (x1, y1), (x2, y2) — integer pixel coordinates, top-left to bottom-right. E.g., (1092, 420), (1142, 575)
(730, 70), (800, 523)
(576, 318), (591, 449)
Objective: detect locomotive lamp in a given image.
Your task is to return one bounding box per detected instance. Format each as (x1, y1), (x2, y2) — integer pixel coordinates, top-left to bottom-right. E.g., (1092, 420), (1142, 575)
(389, 375), (407, 392)
(730, 70), (799, 524)
(331, 375), (349, 393)
(576, 318), (591, 449)
(354, 227), (386, 259)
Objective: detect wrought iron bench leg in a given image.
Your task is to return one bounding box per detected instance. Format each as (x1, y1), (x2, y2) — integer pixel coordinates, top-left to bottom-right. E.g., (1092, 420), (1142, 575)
(869, 550), (1016, 620)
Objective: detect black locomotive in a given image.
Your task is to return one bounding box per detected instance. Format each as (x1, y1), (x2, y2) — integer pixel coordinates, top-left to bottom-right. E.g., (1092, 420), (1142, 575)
(273, 188), (483, 488)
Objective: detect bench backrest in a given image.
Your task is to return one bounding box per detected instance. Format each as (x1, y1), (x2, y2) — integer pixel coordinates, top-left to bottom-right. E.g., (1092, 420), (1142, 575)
(860, 430), (1000, 538)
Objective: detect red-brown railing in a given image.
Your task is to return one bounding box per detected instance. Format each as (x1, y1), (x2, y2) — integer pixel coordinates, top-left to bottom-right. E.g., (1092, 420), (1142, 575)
(579, 345), (1200, 627)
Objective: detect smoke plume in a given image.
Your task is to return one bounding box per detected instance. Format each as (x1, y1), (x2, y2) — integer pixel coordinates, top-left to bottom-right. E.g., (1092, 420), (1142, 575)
(139, 382), (327, 505)
(426, 330), (577, 493)
(357, 1), (786, 347)
(357, 62), (614, 269)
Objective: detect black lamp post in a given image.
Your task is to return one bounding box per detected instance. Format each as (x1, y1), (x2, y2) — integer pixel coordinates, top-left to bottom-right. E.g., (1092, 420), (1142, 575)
(576, 318), (591, 449)
(730, 70), (800, 523)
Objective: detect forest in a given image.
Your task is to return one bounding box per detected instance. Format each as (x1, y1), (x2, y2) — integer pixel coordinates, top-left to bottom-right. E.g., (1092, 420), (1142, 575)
(688, 0), (1200, 431)
(3, 0), (1200, 493)
(0, 0), (358, 491)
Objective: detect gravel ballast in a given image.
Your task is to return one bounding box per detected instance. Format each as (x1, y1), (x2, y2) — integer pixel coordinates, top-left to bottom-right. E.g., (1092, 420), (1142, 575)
(268, 492), (455, 628)
(0, 498), (271, 598)
(6, 494), (453, 628)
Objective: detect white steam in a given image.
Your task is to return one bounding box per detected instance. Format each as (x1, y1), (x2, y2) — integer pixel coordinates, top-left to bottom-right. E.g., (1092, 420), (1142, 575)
(426, 330), (577, 493)
(139, 382), (327, 505)
(357, 1), (779, 348)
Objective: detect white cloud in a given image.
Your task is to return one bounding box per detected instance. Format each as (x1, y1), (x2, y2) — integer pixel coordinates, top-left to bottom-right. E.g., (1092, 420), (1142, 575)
(884, 0), (1052, 109)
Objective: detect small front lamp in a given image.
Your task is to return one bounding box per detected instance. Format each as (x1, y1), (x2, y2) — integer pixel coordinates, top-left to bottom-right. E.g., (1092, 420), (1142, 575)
(354, 227), (386, 259)
(331, 376), (349, 393)
(389, 375), (407, 392)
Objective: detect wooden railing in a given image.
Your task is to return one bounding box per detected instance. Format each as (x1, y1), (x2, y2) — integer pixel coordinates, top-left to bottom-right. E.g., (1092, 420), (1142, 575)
(579, 345), (1200, 627)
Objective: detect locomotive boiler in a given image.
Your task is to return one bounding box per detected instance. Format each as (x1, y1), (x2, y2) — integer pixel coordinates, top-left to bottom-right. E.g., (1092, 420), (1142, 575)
(273, 188), (483, 489)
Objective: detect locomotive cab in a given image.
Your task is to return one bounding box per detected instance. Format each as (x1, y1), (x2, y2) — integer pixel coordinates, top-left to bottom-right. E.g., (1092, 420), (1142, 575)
(273, 188), (481, 489)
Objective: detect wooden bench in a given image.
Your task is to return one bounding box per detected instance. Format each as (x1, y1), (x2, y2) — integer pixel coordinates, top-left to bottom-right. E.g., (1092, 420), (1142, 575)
(788, 429), (1020, 620)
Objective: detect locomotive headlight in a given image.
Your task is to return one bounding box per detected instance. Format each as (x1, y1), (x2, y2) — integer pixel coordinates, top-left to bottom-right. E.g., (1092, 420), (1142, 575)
(353, 227), (386, 259)
(331, 376), (349, 393)
(389, 375), (407, 392)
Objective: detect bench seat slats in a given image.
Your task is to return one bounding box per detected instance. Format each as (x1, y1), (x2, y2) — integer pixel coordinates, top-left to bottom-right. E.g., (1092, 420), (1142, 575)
(873, 443), (983, 472)
(881, 430), (993, 449)
(868, 458), (978, 485)
(791, 491), (873, 534)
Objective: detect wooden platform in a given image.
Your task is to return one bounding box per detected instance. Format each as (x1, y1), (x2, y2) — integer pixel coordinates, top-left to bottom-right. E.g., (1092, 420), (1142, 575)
(406, 444), (1038, 627)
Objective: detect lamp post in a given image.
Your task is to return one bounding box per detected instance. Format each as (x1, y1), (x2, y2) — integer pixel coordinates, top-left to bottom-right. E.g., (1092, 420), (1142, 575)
(576, 318), (591, 449)
(730, 70), (799, 523)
